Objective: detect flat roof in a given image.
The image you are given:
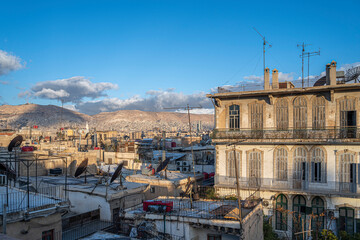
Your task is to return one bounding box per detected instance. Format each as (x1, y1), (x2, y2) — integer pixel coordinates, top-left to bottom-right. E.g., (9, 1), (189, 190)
(126, 197), (258, 221)
(0, 186), (66, 214)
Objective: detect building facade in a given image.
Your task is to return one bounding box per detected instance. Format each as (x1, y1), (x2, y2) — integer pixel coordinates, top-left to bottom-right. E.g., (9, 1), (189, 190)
(207, 61), (360, 238)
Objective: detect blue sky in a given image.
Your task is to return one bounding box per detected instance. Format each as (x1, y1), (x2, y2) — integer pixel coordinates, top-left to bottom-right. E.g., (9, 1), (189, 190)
(0, 0), (359, 114)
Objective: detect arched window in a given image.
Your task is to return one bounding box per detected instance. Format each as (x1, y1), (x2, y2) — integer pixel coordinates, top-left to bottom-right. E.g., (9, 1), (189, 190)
(339, 207), (354, 234)
(275, 194), (288, 231)
(293, 147), (307, 182)
(312, 96), (325, 129)
(276, 99), (288, 130)
(339, 152), (356, 192)
(275, 148), (288, 181)
(311, 197), (325, 231)
(311, 148), (326, 183)
(250, 102), (263, 130)
(229, 105), (240, 129)
(227, 151), (241, 178)
(293, 195), (307, 237)
(248, 150), (262, 187)
(339, 98), (356, 138)
(294, 97), (307, 129)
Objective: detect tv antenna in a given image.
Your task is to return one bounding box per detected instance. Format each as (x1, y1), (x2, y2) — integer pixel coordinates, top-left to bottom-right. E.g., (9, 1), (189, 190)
(297, 43), (320, 88)
(163, 104), (202, 204)
(253, 27), (272, 74)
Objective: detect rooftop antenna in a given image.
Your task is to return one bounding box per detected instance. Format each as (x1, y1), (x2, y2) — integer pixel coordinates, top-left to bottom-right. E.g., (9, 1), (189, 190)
(253, 27), (272, 75)
(297, 42), (311, 88)
(164, 104), (202, 205)
(303, 49), (320, 87)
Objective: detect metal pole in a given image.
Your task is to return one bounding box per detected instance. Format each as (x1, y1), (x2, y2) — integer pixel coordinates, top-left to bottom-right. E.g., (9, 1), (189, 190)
(2, 204), (7, 234)
(188, 105), (197, 193)
(27, 160), (30, 209)
(233, 145), (242, 222)
(302, 43), (304, 88)
(308, 53), (310, 87)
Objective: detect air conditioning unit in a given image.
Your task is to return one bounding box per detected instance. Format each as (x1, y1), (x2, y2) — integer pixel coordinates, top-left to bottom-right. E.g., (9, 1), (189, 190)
(183, 167), (188, 172)
(177, 162), (181, 166)
(183, 162), (187, 166)
(0, 174), (6, 186)
(177, 167), (181, 171)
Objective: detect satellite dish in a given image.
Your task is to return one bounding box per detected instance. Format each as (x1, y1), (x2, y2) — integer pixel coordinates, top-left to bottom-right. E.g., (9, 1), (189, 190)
(0, 163), (16, 179)
(74, 159), (88, 177)
(8, 135), (23, 152)
(110, 162), (124, 183)
(156, 157), (170, 173)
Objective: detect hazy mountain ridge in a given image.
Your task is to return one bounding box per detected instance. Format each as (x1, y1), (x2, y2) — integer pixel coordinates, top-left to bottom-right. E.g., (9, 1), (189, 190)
(0, 104), (214, 131)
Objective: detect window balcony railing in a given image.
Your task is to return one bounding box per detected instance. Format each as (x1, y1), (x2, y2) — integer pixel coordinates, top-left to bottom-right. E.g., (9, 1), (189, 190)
(215, 175), (360, 197)
(212, 127), (360, 140)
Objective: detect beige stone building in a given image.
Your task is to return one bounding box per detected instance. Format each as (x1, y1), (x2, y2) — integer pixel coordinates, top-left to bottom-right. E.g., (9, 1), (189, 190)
(207, 61), (360, 238)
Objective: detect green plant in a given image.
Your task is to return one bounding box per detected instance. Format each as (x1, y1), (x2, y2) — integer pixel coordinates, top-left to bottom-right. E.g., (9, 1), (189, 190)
(204, 187), (219, 199)
(263, 218), (280, 240)
(318, 230), (338, 240)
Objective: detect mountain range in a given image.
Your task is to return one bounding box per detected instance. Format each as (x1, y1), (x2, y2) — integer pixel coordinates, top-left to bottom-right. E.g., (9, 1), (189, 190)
(0, 104), (214, 132)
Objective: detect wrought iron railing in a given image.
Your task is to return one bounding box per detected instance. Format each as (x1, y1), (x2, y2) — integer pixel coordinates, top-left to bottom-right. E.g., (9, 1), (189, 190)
(0, 186), (66, 214)
(212, 127), (360, 140)
(215, 175), (360, 196)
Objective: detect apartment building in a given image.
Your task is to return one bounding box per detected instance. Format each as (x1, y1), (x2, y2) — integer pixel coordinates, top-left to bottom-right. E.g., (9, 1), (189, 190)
(207, 61), (360, 238)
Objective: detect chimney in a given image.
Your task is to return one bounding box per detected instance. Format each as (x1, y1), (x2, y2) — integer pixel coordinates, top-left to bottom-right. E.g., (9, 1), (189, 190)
(272, 69), (279, 89)
(264, 68), (270, 90)
(326, 61), (337, 85)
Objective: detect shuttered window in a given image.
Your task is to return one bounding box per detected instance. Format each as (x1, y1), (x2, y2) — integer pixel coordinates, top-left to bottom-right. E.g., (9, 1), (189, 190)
(276, 99), (289, 130)
(311, 148), (326, 183)
(294, 97), (307, 129)
(312, 96), (325, 129)
(275, 148), (288, 181)
(227, 151), (241, 178)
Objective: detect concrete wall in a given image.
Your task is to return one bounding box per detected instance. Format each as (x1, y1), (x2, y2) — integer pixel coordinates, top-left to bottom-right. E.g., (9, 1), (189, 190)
(1, 213), (62, 240)
(68, 191), (112, 221)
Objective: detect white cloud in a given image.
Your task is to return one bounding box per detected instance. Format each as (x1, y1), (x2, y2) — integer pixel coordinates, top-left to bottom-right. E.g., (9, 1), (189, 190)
(34, 88), (70, 99)
(76, 89), (212, 115)
(20, 76), (118, 103)
(63, 104), (79, 112)
(0, 50), (24, 76)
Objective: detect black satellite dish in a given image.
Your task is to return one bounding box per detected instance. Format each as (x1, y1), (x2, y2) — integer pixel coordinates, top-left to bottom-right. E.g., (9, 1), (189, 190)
(110, 162), (124, 183)
(156, 157), (170, 173)
(8, 135), (23, 152)
(0, 163), (16, 179)
(74, 159), (88, 178)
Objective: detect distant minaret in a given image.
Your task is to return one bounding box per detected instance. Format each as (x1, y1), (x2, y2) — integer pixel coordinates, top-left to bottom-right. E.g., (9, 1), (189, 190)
(86, 122), (89, 131)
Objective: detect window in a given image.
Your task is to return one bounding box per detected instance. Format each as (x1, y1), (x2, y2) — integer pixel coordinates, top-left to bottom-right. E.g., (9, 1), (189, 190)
(339, 98), (357, 138)
(293, 147), (307, 181)
(275, 148), (288, 181)
(311, 148), (326, 183)
(311, 197), (325, 231)
(276, 99), (289, 130)
(294, 97), (307, 138)
(208, 235), (221, 240)
(339, 207), (354, 234)
(42, 229), (54, 240)
(312, 96), (325, 129)
(250, 103), (263, 130)
(339, 152), (356, 192)
(229, 105), (240, 129)
(293, 195), (307, 238)
(275, 194), (288, 231)
(248, 150), (262, 187)
(227, 150), (241, 178)
(150, 186), (155, 193)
